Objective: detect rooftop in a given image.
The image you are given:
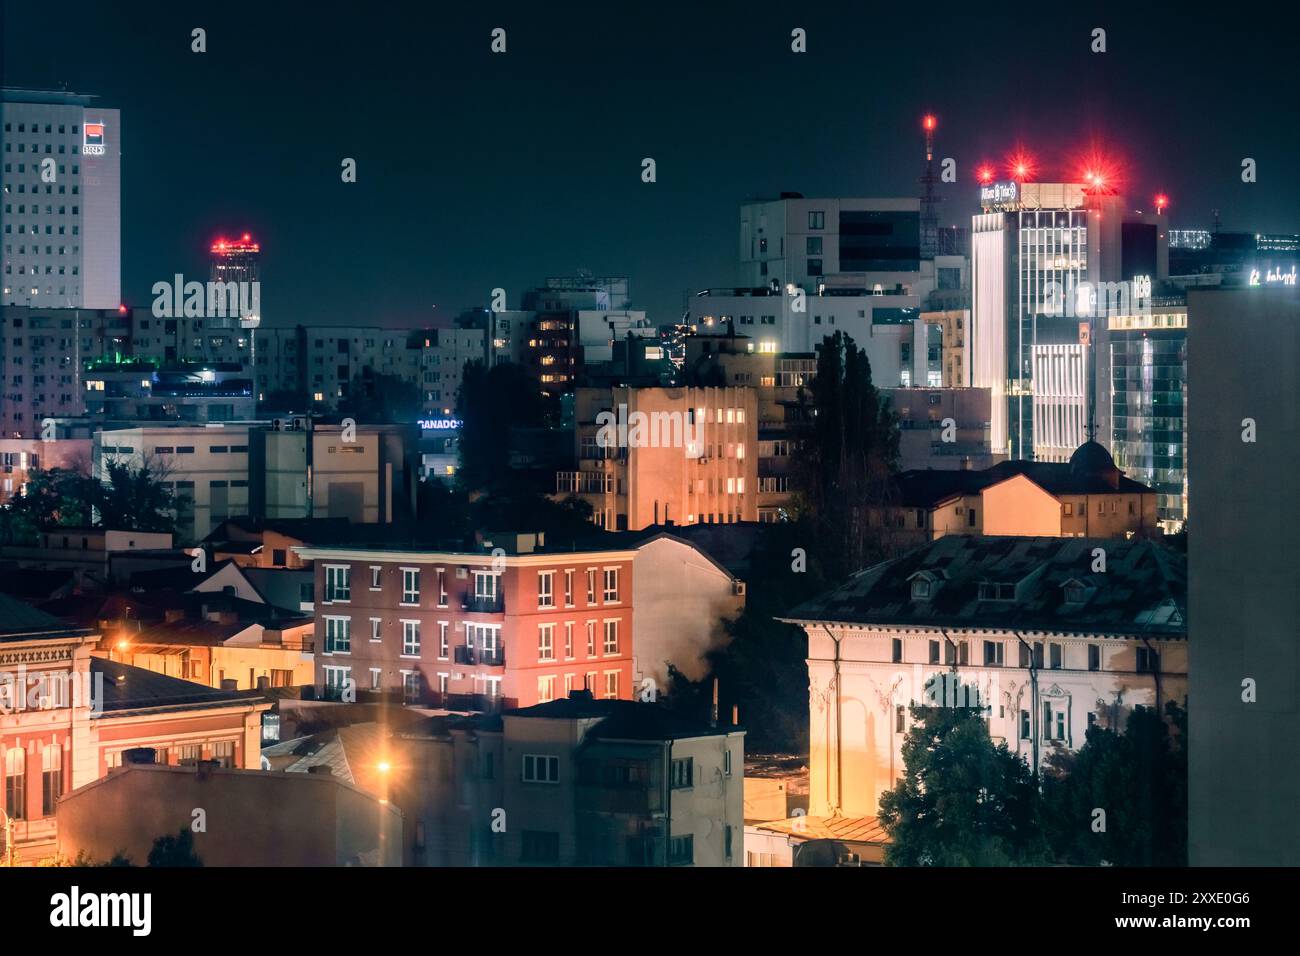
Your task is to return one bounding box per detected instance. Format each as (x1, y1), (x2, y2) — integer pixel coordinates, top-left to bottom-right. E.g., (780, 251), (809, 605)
(506, 693), (740, 741)
(784, 535), (1186, 637)
(91, 658), (264, 715)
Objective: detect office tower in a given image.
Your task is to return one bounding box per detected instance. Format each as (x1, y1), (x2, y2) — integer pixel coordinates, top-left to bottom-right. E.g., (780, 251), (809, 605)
(1, 87), (121, 309)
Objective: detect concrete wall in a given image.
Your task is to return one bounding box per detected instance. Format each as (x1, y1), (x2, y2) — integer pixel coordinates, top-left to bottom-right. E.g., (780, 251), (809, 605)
(1188, 286), (1300, 864)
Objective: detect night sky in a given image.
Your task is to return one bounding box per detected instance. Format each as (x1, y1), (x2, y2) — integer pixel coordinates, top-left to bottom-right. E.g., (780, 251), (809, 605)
(4, 1), (1298, 327)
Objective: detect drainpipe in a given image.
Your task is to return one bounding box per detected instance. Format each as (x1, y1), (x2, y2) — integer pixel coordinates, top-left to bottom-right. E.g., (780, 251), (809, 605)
(1014, 631), (1039, 779)
(1139, 633), (1162, 714)
(820, 625), (843, 815)
(664, 739), (672, 867)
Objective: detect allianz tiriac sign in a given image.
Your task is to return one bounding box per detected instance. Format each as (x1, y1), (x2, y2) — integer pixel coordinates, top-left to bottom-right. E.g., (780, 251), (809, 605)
(979, 180), (1019, 211)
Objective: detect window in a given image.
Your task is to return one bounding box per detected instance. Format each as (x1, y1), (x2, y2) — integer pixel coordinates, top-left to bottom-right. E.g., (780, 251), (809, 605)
(1136, 646), (1159, 673)
(983, 640), (1004, 666)
(272, 548), (287, 566)
(521, 830), (560, 863)
(891, 637), (903, 663)
(211, 740), (235, 769)
(1054, 710), (1067, 741)
(602, 620), (620, 656)
(564, 570), (574, 606)
(370, 617), (382, 642)
(324, 616), (351, 654)
(178, 744), (203, 767)
(668, 834), (694, 865)
(402, 568), (420, 603)
(402, 620), (421, 656)
(538, 571), (555, 608)
(538, 623), (555, 661)
(522, 754), (559, 784)
(403, 671), (422, 705)
(5, 747), (26, 820)
(724, 748), (732, 776)
(1020, 710), (1031, 740)
(808, 210), (825, 230)
(437, 568), (447, 606)
(929, 639), (940, 664)
(671, 757), (694, 789)
(1088, 644), (1100, 671)
(586, 621), (596, 656)
(603, 568), (620, 602)
(564, 622), (574, 659)
(895, 704), (906, 734)
(1049, 643), (1062, 669)
(586, 569), (597, 604)
(537, 675), (556, 702)
(603, 670), (619, 699)
(325, 565), (351, 602)
(439, 622), (449, 659)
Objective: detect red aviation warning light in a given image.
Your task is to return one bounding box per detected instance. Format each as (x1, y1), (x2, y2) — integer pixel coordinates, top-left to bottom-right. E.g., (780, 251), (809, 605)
(977, 164), (996, 185)
(210, 234), (261, 255)
(922, 114), (937, 132)
(1154, 193), (1170, 214)
(1005, 147), (1037, 183)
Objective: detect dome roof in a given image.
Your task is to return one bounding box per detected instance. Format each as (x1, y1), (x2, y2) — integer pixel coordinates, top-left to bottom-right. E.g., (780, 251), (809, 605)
(1069, 440), (1120, 486)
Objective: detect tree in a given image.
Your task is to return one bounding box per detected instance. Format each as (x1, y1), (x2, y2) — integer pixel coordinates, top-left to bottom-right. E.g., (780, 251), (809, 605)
(0, 466), (95, 544)
(1041, 701), (1187, 866)
(339, 371), (423, 424)
(147, 828), (202, 867)
(791, 331), (900, 578)
(879, 684), (1049, 865)
(94, 458), (181, 533)
(456, 361), (555, 492)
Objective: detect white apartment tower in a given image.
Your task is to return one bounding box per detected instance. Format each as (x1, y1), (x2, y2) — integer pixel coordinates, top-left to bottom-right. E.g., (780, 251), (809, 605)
(1, 88), (121, 309)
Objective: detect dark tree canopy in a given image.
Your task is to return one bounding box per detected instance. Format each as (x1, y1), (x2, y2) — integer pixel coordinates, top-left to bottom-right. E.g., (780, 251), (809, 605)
(456, 361), (556, 492)
(879, 685), (1050, 866)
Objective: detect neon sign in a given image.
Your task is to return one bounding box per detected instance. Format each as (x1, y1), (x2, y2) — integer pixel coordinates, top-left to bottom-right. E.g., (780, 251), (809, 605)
(418, 418), (462, 430)
(1248, 266), (1297, 287)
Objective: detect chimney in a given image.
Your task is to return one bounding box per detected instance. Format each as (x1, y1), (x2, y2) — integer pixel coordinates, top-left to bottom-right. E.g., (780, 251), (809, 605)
(256, 675), (270, 690)
(732, 704), (739, 725)
(196, 759), (220, 780)
(220, 678), (238, 691)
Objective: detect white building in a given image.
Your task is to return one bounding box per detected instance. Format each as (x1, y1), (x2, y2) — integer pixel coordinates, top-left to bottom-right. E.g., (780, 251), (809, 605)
(1, 88), (120, 310)
(782, 534), (1187, 819)
(94, 423), (253, 543)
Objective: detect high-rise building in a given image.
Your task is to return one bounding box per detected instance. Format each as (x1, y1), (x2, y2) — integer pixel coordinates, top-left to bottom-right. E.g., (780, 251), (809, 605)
(1188, 284), (1300, 865)
(970, 179), (1166, 462)
(1, 88), (120, 310)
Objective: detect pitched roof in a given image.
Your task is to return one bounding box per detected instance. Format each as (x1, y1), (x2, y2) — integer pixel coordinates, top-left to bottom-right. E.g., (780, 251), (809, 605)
(894, 447), (1153, 507)
(0, 591), (94, 642)
(506, 695), (738, 740)
(754, 815), (891, 844)
(784, 535), (1186, 637)
(91, 658), (264, 715)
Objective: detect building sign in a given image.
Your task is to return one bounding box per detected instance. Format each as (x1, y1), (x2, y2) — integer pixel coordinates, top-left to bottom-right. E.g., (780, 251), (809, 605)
(979, 180), (1019, 211)
(1248, 266), (1298, 286)
(83, 122), (105, 155)
(418, 418), (462, 430)
(1132, 275), (1152, 299)
(1078, 322), (1091, 346)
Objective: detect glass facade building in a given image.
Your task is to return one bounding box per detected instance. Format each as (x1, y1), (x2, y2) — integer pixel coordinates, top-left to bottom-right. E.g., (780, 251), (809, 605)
(1108, 308), (1187, 530)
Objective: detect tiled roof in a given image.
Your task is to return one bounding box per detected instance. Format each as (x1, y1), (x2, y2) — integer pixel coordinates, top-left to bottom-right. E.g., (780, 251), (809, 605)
(755, 815), (891, 844)
(784, 535), (1186, 636)
(91, 658), (264, 715)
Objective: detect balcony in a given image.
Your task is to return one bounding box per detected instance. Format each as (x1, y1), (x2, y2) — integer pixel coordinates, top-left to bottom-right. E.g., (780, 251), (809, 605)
(462, 595), (504, 613)
(454, 645), (505, 666)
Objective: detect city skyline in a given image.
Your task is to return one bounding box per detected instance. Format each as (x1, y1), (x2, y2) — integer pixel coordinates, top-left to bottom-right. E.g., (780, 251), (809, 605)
(5, 2), (1299, 326)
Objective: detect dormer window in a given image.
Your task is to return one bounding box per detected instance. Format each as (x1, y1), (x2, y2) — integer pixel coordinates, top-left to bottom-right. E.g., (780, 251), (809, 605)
(978, 582), (1015, 601)
(1062, 578), (1094, 606)
(909, 570), (942, 601)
